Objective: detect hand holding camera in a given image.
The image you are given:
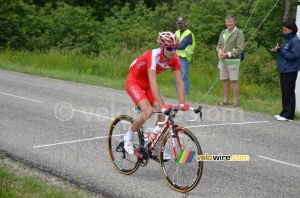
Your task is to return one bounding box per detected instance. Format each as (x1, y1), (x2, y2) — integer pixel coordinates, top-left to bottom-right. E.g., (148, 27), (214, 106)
(270, 43), (279, 52)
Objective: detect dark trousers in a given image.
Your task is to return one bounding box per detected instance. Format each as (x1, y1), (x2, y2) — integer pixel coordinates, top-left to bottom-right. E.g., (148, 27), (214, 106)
(279, 72), (298, 120)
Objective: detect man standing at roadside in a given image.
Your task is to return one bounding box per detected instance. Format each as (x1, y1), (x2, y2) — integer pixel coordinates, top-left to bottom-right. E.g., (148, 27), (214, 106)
(175, 16), (196, 95)
(217, 14), (244, 107)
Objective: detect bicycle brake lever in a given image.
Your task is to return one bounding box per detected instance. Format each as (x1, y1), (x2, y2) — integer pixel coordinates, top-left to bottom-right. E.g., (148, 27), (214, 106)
(188, 106), (202, 122)
(199, 110), (203, 121)
(193, 106), (202, 114)
(198, 106), (203, 121)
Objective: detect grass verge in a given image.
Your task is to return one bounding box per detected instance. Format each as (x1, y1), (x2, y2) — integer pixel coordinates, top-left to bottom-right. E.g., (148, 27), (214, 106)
(0, 49), (288, 117)
(0, 157), (97, 198)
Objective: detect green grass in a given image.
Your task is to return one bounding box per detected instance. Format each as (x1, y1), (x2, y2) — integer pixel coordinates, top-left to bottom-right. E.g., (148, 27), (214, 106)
(0, 164), (93, 198)
(0, 49), (298, 119)
(0, 50), (281, 115)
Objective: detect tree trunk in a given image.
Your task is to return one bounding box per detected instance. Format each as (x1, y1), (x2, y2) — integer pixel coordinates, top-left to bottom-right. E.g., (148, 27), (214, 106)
(283, 0), (291, 22)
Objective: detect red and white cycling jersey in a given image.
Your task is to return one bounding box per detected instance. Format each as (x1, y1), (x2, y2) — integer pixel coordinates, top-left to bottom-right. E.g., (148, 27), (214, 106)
(126, 48), (181, 105)
(128, 48), (181, 81)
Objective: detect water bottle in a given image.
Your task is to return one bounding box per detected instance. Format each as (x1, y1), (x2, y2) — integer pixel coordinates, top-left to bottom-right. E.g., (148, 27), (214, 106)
(150, 125), (161, 140)
(143, 127), (152, 142)
(143, 121), (151, 142)
(144, 125), (161, 142)
(143, 127), (151, 149)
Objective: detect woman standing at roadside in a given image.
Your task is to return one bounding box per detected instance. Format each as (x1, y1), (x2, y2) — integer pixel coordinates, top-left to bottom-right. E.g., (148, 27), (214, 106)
(274, 20), (300, 121)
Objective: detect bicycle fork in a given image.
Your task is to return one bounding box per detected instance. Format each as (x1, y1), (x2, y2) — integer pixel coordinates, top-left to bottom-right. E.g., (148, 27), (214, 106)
(170, 125), (185, 161)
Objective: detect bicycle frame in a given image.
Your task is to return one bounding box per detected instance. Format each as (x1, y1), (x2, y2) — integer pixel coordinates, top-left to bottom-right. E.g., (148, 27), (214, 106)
(108, 104), (203, 192)
(136, 105), (202, 160)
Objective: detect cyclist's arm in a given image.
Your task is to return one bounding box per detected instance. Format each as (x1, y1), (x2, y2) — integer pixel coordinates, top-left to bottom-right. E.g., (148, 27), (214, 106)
(148, 68), (164, 107)
(173, 70), (185, 104)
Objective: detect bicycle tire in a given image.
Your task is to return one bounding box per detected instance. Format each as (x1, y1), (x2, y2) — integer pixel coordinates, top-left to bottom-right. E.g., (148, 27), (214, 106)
(108, 115), (142, 175)
(159, 126), (203, 192)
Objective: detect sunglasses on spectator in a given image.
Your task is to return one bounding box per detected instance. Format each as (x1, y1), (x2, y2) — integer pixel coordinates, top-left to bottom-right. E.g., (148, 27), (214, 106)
(165, 47), (177, 52)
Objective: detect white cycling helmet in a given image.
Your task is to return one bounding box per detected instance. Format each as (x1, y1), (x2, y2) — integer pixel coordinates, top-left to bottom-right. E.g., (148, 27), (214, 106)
(157, 31), (180, 47)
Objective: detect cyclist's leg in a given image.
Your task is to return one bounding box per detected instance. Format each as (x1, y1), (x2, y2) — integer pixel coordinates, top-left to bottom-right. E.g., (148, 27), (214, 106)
(124, 100), (153, 154)
(146, 90), (164, 125)
(145, 90), (170, 158)
(131, 99), (153, 132)
(127, 82), (155, 132)
(125, 80), (153, 154)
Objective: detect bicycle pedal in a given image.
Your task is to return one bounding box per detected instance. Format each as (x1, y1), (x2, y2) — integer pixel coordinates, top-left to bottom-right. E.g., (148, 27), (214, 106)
(133, 150), (143, 158)
(116, 147), (124, 152)
(116, 141), (124, 152)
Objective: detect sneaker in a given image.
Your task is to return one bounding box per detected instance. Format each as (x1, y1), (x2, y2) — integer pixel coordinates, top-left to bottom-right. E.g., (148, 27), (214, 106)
(277, 116), (293, 122)
(274, 115), (280, 118)
(123, 135), (134, 154)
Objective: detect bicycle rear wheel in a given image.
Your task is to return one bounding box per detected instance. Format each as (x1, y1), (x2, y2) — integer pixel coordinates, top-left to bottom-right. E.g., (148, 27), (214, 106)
(159, 126), (203, 192)
(108, 115), (142, 175)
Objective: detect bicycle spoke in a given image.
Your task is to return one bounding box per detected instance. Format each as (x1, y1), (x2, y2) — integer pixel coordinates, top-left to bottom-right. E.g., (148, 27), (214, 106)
(160, 127), (203, 192)
(108, 115), (142, 175)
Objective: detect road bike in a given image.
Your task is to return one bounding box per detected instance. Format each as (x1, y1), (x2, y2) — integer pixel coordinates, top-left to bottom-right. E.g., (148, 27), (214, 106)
(108, 104), (203, 193)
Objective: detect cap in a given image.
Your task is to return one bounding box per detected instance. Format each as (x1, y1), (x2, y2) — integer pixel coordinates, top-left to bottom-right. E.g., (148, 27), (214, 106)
(177, 16), (185, 23)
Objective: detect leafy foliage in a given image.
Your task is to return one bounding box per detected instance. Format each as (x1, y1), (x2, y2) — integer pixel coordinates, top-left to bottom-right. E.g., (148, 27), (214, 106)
(0, 0), (299, 88)
(40, 2), (101, 54)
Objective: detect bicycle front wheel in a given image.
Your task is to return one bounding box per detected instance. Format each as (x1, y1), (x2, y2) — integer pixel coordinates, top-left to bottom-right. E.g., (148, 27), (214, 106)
(108, 115), (142, 175)
(159, 126), (203, 193)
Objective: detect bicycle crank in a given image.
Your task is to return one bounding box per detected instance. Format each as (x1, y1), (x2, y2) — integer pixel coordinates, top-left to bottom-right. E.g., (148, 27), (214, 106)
(134, 146), (149, 166)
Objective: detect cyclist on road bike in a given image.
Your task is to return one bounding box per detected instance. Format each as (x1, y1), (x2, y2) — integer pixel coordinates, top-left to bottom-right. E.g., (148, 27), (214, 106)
(124, 31), (189, 158)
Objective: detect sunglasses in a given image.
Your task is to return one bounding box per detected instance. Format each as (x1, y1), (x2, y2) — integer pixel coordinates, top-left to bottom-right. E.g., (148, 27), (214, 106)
(165, 47), (177, 52)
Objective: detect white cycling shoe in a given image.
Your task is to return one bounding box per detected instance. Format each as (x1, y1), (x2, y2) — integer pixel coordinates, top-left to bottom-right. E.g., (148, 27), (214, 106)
(123, 135), (134, 154)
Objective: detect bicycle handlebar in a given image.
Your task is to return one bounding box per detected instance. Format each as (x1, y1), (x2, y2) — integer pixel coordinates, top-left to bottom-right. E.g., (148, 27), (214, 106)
(187, 106), (203, 123)
(156, 105), (202, 125)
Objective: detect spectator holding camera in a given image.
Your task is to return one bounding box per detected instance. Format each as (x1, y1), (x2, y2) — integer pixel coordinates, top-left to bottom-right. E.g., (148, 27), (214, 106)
(274, 20), (300, 121)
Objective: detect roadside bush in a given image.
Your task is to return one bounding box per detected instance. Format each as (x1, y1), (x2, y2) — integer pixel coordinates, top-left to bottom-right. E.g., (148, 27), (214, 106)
(241, 46), (278, 88)
(39, 2), (101, 55)
(0, 0), (42, 50)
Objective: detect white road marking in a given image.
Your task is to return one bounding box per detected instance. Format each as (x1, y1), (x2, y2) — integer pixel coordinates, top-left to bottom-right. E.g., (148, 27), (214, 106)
(73, 109), (114, 120)
(258, 155), (300, 168)
(186, 121), (269, 128)
(34, 120), (269, 148)
(33, 134), (122, 148)
(0, 91), (43, 103)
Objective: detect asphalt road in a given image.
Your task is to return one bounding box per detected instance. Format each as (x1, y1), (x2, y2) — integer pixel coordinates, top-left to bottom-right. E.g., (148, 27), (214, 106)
(0, 69), (299, 198)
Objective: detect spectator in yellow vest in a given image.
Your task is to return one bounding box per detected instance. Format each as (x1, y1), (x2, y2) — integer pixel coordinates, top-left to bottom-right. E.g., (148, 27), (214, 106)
(175, 16), (196, 95)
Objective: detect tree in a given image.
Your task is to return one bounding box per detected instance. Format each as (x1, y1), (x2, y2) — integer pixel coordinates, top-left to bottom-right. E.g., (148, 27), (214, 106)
(0, 0), (43, 50)
(283, 0), (291, 22)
